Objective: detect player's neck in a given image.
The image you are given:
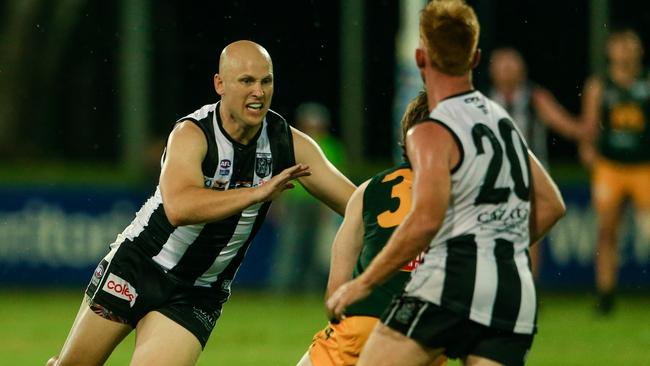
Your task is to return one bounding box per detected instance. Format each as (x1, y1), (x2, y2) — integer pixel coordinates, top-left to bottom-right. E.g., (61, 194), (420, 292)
(425, 69), (474, 107)
(219, 108), (261, 145)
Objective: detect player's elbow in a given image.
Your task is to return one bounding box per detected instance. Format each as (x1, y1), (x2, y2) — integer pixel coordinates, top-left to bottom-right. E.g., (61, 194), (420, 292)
(538, 195), (566, 230)
(163, 201), (191, 227)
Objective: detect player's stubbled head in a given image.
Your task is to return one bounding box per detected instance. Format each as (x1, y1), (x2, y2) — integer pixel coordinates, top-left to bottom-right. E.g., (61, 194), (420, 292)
(215, 40), (274, 129)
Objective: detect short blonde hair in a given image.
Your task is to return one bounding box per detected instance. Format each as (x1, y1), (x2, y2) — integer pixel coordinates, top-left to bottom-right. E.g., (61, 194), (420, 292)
(420, 0), (480, 76)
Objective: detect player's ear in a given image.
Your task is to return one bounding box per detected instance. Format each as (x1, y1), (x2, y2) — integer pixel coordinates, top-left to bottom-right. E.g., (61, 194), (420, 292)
(214, 73), (225, 96)
(415, 47), (426, 69)
(471, 48), (481, 69)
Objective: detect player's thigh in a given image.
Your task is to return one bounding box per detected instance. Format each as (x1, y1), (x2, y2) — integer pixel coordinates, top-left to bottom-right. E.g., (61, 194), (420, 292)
(130, 311), (202, 366)
(55, 296), (132, 366)
(358, 323), (442, 366)
(592, 160), (626, 228)
(629, 164), (650, 239)
(463, 355), (503, 366)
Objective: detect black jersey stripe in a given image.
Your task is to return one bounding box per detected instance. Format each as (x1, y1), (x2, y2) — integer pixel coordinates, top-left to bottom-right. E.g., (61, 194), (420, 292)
(212, 202), (271, 290)
(168, 214), (241, 281)
(440, 234), (477, 316)
(490, 238), (522, 331)
(134, 203), (176, 258)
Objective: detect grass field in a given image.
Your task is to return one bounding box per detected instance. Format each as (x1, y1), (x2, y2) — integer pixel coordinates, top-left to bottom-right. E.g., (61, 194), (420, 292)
(1, 289), (649, 365)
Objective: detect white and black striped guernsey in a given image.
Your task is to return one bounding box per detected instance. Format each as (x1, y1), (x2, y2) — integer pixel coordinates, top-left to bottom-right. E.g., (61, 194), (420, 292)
(404, 90), (537, 334)
(109, 102), (295, 293)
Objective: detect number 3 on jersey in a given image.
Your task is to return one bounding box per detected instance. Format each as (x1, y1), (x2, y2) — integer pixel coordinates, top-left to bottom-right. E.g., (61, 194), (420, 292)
(472, 118), (531, 205)
(377, 168), (412, 228)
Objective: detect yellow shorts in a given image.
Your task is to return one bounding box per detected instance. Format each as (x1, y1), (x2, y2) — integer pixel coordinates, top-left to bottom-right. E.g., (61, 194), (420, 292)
(309, 316), (447, 366)
(592, 158), (650, 213)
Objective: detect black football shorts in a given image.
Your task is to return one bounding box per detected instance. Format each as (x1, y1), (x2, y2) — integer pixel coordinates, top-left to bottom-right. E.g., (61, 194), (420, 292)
(382, 296), (534, 366)
(85, 243), (229, 347)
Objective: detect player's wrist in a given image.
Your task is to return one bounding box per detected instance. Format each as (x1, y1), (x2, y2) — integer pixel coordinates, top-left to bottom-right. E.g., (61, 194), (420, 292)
(356, 273), (377, 291)
(250, 186), (265, 204)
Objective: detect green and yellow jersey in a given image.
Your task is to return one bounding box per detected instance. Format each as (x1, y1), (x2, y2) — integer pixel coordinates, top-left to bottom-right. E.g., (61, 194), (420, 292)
(345, 162), (423, 317)
(599, 73), (650, 163)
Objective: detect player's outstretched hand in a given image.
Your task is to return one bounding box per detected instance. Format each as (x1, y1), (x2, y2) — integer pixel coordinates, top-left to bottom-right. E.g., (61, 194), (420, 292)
(325, 278), (372, 322)
(254, 164), (311, 202)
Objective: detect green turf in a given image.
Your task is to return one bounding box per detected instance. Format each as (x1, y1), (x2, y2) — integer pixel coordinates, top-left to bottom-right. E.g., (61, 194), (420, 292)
(0, 289), (648, 365)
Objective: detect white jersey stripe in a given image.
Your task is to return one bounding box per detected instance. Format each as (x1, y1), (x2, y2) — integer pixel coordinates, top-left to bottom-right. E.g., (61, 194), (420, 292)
(110, 188), (162, 249)
(194, 202), (263, 286)
(151, 223), (204, 270)
(469, 239), (497, 325)
(212, 108), (235, 189)
(514, 253), (536, 333)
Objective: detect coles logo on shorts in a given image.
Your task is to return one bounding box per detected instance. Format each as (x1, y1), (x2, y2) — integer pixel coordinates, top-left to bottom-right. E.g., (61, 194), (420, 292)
(102, 273), (138, 308)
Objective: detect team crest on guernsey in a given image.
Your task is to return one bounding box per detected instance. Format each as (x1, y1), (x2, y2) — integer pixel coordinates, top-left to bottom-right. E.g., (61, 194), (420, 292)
(255, 153), (272, 177)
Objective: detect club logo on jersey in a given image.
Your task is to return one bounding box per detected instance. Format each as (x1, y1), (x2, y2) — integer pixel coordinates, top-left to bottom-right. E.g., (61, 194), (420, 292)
(255, 153), (272, 178)
(102, 273), (138, 307)
(219, 159), (231, 175)
(401, 252), (425, 272)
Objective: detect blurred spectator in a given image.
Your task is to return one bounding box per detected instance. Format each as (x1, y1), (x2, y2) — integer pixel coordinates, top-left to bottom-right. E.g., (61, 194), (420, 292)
(270, 102), (346, 292)
(580, 29), (650, 315)
(489, 47), (580, 166)
(488, 47), (580, 279)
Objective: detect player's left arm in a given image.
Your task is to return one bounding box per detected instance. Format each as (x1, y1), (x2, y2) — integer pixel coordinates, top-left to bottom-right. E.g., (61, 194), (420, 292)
(291, 127), (356, 215)
(531, 86), (580, 140)
(327, 122), (456, 319)
(325, 180), (368, 300)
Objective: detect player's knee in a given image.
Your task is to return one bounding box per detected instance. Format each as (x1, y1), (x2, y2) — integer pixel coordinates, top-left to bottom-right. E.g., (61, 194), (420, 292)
(45, 356), (59, 366)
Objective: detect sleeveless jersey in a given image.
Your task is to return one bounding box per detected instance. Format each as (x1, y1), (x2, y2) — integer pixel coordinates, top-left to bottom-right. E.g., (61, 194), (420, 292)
(489, 82), (548, 166)
(598, 73), (650, 162)
(404, 90), (537, 334)
(109, 102), (295, 294)
(346, 162), (423, 317)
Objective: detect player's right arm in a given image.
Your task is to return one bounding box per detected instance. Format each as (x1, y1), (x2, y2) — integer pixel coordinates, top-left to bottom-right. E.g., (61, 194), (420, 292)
(528, 150), (566, 244)
(325, 180), (369, 300)
(160, 121), (310, 226)
(579, 76), (604, 167)
(531, 86), (580, 140)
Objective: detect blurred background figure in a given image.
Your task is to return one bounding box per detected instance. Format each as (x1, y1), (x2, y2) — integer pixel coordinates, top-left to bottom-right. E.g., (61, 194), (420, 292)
(580, 28), (650, 315)
(488, 47), (581, 279)
(270, 102), (346, 292)
(489, 47), (580, 167)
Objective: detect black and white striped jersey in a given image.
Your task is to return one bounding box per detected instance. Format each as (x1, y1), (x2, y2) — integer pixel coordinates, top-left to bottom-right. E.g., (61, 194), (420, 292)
(109, 102), (295, 293)
(404, 90), (537, 334)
